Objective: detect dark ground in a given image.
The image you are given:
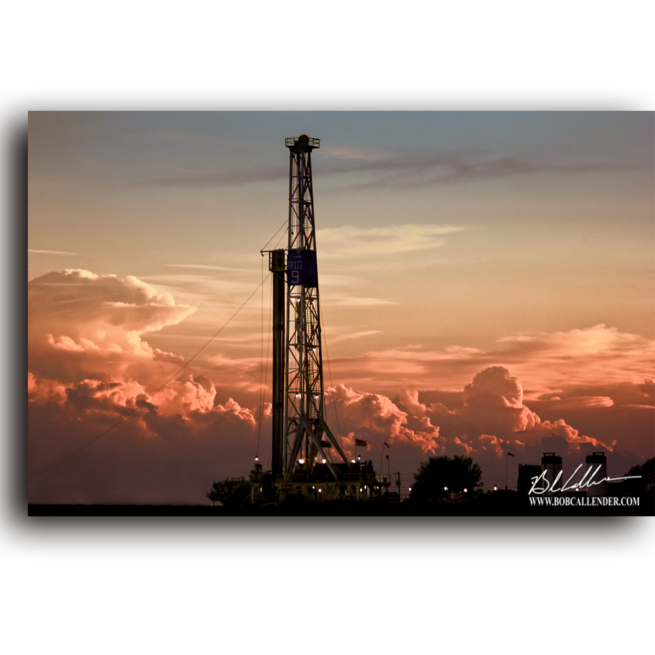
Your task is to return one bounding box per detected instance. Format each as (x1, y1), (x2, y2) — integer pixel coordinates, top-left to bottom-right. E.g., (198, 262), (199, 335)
(28, 492), (654, 517)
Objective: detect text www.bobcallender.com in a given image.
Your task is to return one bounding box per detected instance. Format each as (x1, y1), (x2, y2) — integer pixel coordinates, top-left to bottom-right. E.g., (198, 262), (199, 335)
(529, 496), (640, 507)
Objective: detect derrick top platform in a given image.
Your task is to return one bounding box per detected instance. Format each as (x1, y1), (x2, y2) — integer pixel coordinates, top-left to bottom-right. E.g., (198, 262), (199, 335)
(285, 134), (320, 152)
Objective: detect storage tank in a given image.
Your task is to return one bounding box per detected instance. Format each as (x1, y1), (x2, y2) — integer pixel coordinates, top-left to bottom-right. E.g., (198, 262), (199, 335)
(541, 452), (563, 495)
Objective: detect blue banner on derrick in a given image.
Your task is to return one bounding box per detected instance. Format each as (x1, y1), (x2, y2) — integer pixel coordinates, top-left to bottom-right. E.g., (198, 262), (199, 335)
(287, 250), (318, 287)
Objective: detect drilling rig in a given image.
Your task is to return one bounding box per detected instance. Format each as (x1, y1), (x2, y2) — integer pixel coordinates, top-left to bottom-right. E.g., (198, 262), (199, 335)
(251, 135), (390, 504)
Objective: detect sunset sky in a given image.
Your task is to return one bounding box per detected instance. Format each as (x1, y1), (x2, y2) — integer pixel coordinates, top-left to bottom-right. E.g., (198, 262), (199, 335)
(27, 111), (654, 504)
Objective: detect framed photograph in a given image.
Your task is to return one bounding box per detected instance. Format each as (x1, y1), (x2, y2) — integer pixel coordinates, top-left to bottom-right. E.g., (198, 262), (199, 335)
(27, 111), (654, 515)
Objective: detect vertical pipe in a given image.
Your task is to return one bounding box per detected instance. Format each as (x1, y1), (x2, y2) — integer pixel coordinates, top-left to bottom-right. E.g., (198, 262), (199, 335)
(271, 249), (286, 477)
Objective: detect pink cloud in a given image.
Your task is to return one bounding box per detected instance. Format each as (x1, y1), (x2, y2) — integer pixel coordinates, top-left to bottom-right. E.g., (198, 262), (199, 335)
(414, 367), (610, 452)
(28, 269), (207, 414)
(28, 384), (261, 505)
(29, 269), (196, 387)
(154, 374), (217, 416)
(27, 371), (67, 405)
(329, 324), (654, 397)
(326, 384), (440, 457)
(27, 269), (652, 503)
(534, 396), (615, 409)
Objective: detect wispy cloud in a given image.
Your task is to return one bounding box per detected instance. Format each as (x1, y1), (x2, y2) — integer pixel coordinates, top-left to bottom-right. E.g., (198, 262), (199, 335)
(330, 297), (398, 307)
(166, 264), (255, 273)
(142, 167), (288, 187)
(140, 148), (643, 189)
(329, 330), (382, 344)
(329, 324), (655, 396)
(321, 151), (641, 189)
(139, 272), (260, 304)
(318, 273), (364, 288)
(317, 224), (465, 257)
(322, 146), (391, 161)
(29, 249), (78, 255)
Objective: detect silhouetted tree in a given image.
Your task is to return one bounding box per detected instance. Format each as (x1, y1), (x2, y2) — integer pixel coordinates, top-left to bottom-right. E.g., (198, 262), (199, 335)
(410, 455), (483, 502)
(622, 458), (654, 494)
(206, 477), (251, 507)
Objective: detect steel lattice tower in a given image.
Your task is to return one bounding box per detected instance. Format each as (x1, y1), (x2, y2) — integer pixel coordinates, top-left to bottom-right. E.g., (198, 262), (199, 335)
(281, 135), (349, 481)
(254, 135), (390, 503)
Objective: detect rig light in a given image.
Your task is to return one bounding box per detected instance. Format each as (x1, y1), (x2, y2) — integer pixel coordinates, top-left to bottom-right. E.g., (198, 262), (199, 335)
(298, 458), (305, 465)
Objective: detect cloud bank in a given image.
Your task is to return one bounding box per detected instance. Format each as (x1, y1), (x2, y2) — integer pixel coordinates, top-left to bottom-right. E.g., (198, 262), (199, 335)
(29, 269), (195, 385)
(28, 270), (653, 503)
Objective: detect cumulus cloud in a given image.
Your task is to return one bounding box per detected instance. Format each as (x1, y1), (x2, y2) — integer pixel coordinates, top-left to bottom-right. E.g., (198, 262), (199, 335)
(415, 366), (610, 452)
(325, 325), (654, 470)
(153, 374), (217, 416)
(28, 272), (651, 502)
(26, 268), (241, 442)
(28, 357), (645, 504)
(27, 371), (67, 405)
(460, 366), (541, 434)
(326, 384), (440, 457)
(27, 268), (267, 504)
(317, 366), (645, 492)
(28, 382), (261, 505)
(420, 368), (650, 486)
(28, 269), (196, 386)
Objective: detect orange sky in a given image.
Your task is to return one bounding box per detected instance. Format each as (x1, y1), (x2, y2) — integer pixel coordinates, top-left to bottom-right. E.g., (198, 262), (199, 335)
(27, 112), (654, 504)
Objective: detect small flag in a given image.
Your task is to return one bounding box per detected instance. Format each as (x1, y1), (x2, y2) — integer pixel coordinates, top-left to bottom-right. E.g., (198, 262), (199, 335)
(355, 438), (368, 447)
(383, 442), (390, 449)
(508, 452), (515, 457)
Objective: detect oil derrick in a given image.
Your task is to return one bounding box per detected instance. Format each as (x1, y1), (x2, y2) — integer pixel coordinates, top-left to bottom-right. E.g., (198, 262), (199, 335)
(253, 135), (390, 504)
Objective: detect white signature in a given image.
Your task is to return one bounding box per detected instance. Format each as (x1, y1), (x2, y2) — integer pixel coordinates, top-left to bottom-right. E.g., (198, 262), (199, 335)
(529, 464), (641, 495)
